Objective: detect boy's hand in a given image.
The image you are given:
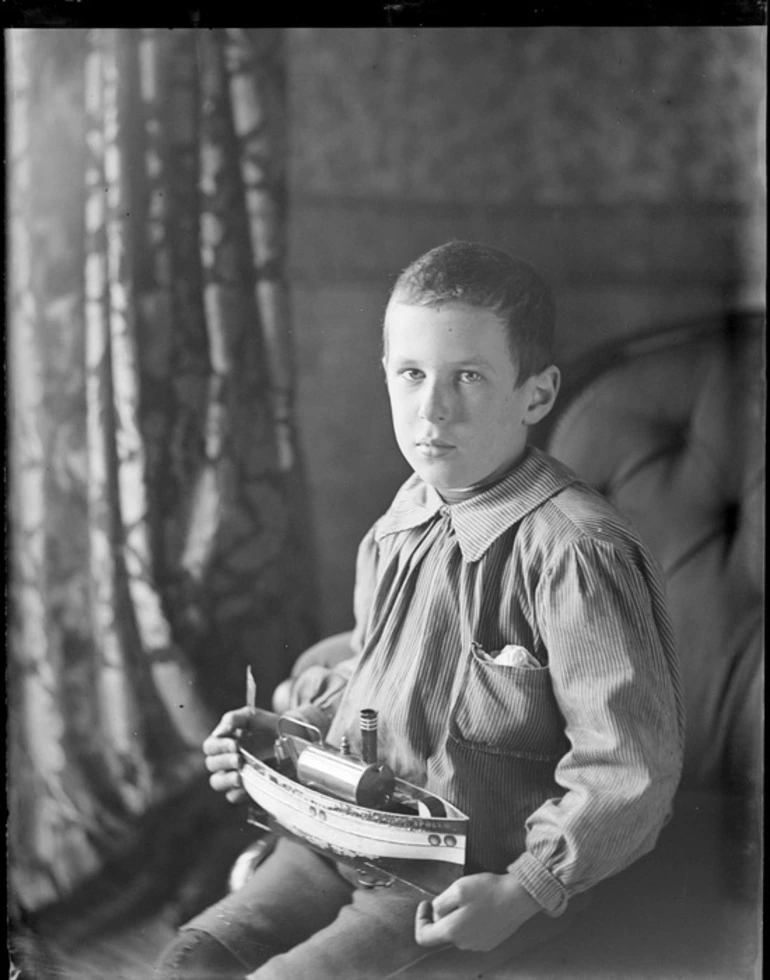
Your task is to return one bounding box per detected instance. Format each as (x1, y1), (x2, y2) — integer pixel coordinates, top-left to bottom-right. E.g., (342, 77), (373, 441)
(203, 706), (279, 804)
(289, 664), (340, 708)
(273, 664), (338, 715)
(415, 872), (542, 951)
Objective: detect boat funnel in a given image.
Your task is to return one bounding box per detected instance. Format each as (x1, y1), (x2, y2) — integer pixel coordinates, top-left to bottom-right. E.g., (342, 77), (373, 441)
(360, 708), (379, 764)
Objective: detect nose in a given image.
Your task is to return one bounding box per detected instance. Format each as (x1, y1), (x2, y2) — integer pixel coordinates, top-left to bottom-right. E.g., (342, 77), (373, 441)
(418, 379), (451, 423)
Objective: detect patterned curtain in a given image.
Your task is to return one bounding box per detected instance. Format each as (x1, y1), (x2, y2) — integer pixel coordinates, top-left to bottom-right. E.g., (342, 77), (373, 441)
(8, 27), (318, 915)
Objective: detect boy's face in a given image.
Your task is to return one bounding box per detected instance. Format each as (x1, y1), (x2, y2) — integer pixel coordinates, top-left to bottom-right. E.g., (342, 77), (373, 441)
(383, 300), (559, 490)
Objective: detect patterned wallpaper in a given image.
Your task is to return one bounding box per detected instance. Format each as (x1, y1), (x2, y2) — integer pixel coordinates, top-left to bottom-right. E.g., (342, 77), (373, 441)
(288, 26), (765, 205)
(286, 26), (765, 635)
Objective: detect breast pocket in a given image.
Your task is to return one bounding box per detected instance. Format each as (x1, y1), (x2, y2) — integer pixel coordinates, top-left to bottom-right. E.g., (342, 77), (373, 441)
(448, 642), (569, 760)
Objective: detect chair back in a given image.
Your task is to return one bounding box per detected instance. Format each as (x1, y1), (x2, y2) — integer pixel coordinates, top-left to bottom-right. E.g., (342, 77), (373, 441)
(544, 313), (764, 795)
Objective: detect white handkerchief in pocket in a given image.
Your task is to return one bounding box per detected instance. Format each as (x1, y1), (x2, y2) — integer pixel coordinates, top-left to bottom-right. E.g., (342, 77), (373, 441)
(492, 644), (541, 668)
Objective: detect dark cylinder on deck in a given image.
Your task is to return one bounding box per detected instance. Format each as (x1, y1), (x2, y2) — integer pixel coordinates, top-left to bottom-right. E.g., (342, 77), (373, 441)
(359, 708), (379, 764)
(295, 745), (395, 809)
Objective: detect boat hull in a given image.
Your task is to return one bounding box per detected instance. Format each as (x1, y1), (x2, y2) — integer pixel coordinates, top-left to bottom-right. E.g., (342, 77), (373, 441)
(240, 747), (468, 896)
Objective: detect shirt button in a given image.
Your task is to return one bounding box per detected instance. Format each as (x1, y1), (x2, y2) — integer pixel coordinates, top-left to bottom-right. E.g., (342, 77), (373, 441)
(439, 506), (450, 518)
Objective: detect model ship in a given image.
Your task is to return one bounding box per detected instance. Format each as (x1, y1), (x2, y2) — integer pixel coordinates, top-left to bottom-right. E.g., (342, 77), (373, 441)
(238, 676), (468, 896)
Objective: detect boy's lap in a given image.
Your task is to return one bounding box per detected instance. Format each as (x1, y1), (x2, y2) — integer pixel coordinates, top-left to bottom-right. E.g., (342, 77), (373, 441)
(180, 836), (589, 980)
(245, 879), (429, 980)
(180, 837), (428, 978)
(248, 892), (588, 980)
(181, 837), (354, 968)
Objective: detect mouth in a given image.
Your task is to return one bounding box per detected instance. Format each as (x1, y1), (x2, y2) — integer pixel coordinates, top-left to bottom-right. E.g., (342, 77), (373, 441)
(415, 440), (456, 459)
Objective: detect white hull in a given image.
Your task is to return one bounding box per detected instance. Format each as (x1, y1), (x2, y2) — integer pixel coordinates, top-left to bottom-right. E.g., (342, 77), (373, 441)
(240, 748), (467, 869)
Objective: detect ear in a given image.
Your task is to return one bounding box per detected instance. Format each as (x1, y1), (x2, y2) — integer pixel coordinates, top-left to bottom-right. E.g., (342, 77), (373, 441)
(523, 365), (560, 426)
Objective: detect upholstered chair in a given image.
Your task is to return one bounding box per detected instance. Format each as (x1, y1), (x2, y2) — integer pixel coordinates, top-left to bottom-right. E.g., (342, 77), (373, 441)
(235, 312), (764, 976)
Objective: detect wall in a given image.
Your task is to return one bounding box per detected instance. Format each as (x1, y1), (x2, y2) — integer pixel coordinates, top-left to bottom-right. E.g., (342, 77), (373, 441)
(284, 26), (766, 636)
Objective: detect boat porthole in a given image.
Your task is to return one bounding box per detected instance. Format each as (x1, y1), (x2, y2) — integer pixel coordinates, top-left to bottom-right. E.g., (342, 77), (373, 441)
(428, 834), (441, 846)
(443, 835), (457, 847)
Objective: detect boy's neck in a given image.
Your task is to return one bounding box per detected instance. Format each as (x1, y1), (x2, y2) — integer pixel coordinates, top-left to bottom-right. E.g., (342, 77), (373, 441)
(435, 449), (529, 504)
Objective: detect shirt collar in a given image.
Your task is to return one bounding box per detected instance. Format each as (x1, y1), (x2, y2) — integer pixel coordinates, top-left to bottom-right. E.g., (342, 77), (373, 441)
(374, 447), (579, 563)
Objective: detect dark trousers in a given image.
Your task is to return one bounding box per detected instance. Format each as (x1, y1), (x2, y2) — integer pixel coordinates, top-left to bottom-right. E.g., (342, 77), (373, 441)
(154, 837), (589, 980)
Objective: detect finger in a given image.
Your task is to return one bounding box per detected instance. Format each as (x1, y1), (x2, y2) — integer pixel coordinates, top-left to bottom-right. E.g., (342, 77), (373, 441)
(210, 707), (255, 739)
(415, 919), (450, 947)
(204, 752), (241, 773)
(209, 770), (243, 793)
(414, 902), (453, 948)
(225, 787), (247, 804)
(430, 884), (462, 919)
(203, 735), (240, 757)
(416, 901), (435, 926)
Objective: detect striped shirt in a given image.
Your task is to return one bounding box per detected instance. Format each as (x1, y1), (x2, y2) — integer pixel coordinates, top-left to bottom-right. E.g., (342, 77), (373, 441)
(303, 446), (685, 915)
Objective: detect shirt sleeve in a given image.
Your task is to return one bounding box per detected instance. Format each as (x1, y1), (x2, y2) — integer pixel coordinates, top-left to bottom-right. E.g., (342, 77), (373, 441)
(506, 535), (684, 915)
(292, 524), (380, 736)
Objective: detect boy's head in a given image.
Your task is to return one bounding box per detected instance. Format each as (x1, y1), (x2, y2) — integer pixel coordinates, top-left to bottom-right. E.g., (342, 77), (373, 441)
(383, 241), (560, 490)
(386, 240), (555, 382)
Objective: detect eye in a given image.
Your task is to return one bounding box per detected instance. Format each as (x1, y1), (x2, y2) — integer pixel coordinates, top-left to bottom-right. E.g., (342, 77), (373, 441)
(398, 368), (424, 382)
(458, 370), (483, 384)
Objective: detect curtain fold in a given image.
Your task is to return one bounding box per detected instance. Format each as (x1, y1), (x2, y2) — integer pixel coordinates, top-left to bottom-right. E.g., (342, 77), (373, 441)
(9, 26), (318, 915)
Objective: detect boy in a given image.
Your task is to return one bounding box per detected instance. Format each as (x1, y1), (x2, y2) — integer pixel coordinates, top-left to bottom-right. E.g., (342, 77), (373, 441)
(156, 241), (685, 979)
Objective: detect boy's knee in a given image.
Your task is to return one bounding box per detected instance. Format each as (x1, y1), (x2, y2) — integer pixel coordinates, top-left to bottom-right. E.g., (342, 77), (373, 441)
(153, 928), (245, 980)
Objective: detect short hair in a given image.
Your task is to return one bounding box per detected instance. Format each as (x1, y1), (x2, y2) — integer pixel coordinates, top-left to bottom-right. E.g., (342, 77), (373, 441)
(388, 240), (555, 382)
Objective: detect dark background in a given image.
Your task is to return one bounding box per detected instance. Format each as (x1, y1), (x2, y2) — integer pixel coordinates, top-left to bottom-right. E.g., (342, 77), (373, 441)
(281, 26), (765, 634)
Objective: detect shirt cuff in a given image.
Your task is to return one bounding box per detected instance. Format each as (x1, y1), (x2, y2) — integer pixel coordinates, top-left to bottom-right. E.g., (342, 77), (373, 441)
(506, 851), (569, 917)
